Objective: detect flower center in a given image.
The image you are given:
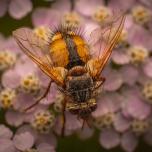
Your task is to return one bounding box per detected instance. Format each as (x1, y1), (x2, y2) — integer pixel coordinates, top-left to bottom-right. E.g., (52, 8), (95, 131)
(92, 6), (111, 25)
(93, 112), (114, 129)
(0, 51), (16, 71)
(62, 12), (81, 27)
(102, 112), (114, 127)
(20, 74), (40, 95)
(128, 46), (149, 65)
(31, 111), (55, 133)
(34, 26), (51, 41)
(53, 93), (64, 113)
(142, 81), (152, 103)
(131, 119), (149, 134)
(132, 6), (151, 25)
(0, 88), (16, 109)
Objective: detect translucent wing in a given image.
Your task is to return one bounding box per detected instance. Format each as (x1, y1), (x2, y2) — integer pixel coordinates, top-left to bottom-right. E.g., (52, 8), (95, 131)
(13, 28), (65, 86)
(87, 14), (125, 78)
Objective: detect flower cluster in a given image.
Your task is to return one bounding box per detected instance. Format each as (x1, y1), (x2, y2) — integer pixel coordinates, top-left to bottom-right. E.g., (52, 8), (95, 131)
(0, 0), (152, 152)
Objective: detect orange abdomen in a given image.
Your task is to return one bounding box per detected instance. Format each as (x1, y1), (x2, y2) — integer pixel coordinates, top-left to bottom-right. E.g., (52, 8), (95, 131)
(49, 32), (90, 68)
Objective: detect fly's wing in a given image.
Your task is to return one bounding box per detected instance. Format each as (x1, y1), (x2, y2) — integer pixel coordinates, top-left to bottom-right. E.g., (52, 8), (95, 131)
(89, 27), (111, 58)
(87, 14), (125, 78)
(13, 28), (65, 86)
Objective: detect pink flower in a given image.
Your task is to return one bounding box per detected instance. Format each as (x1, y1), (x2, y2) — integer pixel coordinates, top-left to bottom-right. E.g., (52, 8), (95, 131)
(13, 131), (34, 151)
(92, 92), (122, 118)
(32, 0), (81, 28)
(112, 49), (130, 65)
(99, 128), (120, 149)
(54, 112), (82, 136)
(121, 87), (151, 120)
(0, 125), (13, 139)
(5, 110), (25, 127)
(102, 67), (124, 91)
(0, 0), (32, 19)
(75, 0), (104, 17)
(32, 7), (61, 27)
(37, 143), (56, 152)
(113, 112), (131, 133)
(139, 0), (152, 9)
(128, 23), (152, 50)
(120, 131), (138, 152)
(14, 124), (57, 151)
(108, 0), (136, 11)
(143, 58), (152, 78)
(0, 139), (16, 152)
(120, 65), (139, 86)
(0, 1), (152, 151)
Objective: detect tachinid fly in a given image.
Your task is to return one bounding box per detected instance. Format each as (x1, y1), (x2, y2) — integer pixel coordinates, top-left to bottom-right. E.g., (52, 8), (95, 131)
(13, 14), (125, 135)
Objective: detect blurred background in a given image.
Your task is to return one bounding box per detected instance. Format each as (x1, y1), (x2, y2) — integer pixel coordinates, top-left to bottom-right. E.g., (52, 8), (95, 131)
(0, 0), (152, 152)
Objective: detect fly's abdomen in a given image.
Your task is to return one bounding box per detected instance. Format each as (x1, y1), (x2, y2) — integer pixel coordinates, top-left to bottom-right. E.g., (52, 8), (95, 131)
(50, 32), (69, 67)
(49, 28), (90, 69)
(64, 34), (90, 69)
(72, 35), (90, 63)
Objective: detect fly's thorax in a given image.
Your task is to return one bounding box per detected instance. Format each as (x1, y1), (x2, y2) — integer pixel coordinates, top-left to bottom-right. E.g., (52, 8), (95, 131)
(65, 66), (94, 103)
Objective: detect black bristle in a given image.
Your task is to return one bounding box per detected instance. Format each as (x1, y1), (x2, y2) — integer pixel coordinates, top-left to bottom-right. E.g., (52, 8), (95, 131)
(50, 24), (85, 40)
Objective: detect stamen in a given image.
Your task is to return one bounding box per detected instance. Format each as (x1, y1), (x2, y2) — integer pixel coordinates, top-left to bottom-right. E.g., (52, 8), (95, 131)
(142, 81), (152, 104)
(0, 51), (16, 72)
(20, 74), (40, 95)
(0, 88), (16, 109)
(132, 6), (151, 25)
(127, 46), (149, 65)
(31, 111), (55, 134)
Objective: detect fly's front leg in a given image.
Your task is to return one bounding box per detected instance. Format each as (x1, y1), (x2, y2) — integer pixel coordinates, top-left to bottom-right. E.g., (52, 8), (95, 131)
(61, 96), (67, 137)
(94, 76), (106, 89)
(92, 76), (105, 97)
(24, 80), (52, 112)
(98, 76), (106, 83)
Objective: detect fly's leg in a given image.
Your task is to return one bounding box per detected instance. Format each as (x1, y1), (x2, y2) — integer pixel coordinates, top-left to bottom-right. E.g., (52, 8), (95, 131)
(81, 118), (92, 130)
(94, 76), (106, 90)
(24, 80), (52, 112)
(81, 119), (86, 130)
(79, 104), (92, 130)
(61, 97), (67, 137)
(98, 76), (106, 83)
